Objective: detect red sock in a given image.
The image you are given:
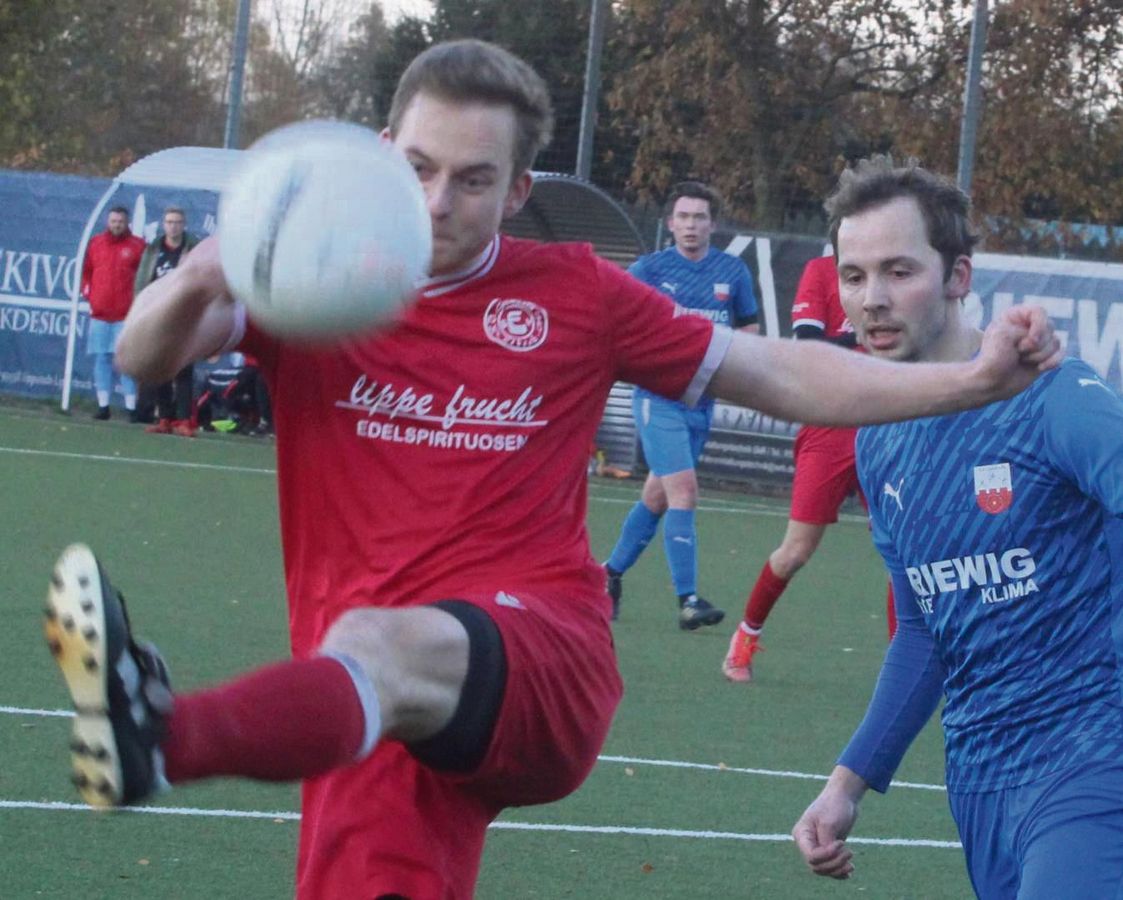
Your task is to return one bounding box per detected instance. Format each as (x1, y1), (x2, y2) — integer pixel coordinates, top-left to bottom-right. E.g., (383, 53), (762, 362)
(886, 581), (897, 640)
(163, 656), (367, 784)
(743, 560), (789, 630)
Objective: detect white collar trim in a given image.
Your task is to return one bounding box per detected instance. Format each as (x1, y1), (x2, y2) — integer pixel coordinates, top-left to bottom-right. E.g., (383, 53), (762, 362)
(420, 236), (501, 298)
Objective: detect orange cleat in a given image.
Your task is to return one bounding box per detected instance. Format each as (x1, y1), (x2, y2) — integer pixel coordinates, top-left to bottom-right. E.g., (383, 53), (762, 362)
(722, 628), (763, 683)
(171, 420), (196, 438)
(145, 418), (173, 435)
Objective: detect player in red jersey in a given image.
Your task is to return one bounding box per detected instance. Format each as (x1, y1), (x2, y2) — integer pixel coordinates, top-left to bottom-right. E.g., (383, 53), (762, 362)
(43, 40), (1060, 899)
(722, 255), (896, 683)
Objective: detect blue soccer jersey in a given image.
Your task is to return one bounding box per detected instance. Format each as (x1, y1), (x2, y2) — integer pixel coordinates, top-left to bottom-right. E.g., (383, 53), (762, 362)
(842, 358), (1123, 793)
(629, 246), (757, 411)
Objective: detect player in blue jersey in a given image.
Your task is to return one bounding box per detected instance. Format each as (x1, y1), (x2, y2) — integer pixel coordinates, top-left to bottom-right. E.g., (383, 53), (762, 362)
(605, 181), (759, 629)
(791, 156), (1123, 898)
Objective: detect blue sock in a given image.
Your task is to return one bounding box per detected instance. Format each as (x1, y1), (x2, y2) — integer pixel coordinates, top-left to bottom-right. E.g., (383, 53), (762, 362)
(663, 508), (698, 597)
(606, 502), (661, 574)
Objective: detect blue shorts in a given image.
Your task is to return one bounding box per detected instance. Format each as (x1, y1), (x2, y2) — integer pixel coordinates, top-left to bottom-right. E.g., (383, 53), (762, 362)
(633, 391), (712, 477)
(948, 760), (1123, 899)
(86, 318), (126, 356)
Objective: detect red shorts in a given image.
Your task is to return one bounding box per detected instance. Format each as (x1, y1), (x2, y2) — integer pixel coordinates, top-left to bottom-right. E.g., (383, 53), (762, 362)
(295, 586), (622, 899)
(789, 425), (862, 525)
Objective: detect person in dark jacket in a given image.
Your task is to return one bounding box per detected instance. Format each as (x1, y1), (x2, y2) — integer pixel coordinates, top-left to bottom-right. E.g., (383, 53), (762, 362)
(135, 207), (200, 436)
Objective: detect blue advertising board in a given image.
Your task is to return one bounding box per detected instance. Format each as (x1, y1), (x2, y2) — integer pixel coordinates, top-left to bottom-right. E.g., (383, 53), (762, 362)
(0, 169), (218, 405)
(1, 167), (1120, 420)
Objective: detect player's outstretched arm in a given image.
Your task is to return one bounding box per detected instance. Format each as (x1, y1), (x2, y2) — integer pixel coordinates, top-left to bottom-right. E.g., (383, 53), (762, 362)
(791, 766), (868, 879)
(117, 236), (238, 384)
(707, 306), (1061, 427)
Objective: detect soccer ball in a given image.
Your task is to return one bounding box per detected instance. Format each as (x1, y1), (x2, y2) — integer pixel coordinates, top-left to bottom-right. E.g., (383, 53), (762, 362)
(218, 120), (431, 340)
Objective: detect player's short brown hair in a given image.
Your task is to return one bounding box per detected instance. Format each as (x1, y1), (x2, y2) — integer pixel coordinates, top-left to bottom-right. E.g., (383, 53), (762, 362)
(388, 39), (554, 178)
(665, 181), (721, 220)
(825, 155), (979, 282)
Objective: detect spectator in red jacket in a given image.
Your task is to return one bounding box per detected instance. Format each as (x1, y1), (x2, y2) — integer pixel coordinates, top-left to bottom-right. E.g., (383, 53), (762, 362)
(81, 206), (145, 420)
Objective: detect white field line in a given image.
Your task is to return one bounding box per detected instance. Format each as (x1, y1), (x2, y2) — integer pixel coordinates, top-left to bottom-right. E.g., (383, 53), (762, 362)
(0, 446), (275, 476)
(0, 445), (865, 521)
(0, 800), (961, 849)
(3, 434), (897, 838)
(0, 705), (942, 793)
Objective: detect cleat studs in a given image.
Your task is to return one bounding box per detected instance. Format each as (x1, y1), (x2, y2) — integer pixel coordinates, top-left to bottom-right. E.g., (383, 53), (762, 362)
(92, 746), (110, 762)
(69, 738), (88, 754)
(82, 626), (97, 642)
(78, 575), (90, 589)
(62, 615), (75, 632)
(51, 572), (64, 590)
(95, 780), (113, 796)
(44, 606), (58, 621)
(80, 599), (94, 614)
(71, 772), (90, 789)
(47, 639), (62, 657)
(82, 656), (99, 673)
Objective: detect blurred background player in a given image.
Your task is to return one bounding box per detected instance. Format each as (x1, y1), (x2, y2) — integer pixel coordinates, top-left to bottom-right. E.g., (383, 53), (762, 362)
(136, 207), (199, 437)
(722, 254), (894, 683)
(80, 205), (144, 420)
(604, 181), (759, 629)
(792, 156), (1123, 898)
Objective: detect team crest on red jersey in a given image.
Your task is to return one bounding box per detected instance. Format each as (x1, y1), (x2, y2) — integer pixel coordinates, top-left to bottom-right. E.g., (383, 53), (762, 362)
(713, 283), (730, 302)
(484, 298), (549, 352)
(974, 463), (1013, 514)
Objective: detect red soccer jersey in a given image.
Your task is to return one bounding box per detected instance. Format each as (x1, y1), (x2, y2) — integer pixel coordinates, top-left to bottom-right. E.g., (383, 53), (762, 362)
(242, 236), (717, 656)
(81, 230), (145, 321)
(789, 254), (853, 340)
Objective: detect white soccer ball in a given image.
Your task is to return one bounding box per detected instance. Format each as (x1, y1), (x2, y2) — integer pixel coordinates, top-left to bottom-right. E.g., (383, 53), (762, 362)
(218, 120), (431, 340)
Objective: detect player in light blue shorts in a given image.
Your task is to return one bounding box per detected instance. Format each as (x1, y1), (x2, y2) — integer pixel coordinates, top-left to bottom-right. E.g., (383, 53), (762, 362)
(791, 157), (1123, 898)
(633, 392), (711, 477)
(87, 319), (138, 413)
(604, 181), (758, 629)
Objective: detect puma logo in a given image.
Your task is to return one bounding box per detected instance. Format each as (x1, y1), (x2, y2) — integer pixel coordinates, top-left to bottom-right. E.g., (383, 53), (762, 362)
(883, 478), (905, 511)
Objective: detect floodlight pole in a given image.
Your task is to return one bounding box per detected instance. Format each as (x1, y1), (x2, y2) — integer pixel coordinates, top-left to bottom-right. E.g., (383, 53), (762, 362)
(576, 0), (608, 180)
(224, 0), (253, 149)
(957, 0), (989, 195)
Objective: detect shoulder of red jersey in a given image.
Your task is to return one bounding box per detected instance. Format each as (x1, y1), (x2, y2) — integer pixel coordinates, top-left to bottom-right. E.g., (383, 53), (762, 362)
(805, 255), (837, 276)
(499, 234), (602, 266)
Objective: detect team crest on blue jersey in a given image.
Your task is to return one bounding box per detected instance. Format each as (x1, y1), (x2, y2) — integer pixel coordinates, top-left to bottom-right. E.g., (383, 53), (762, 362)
(483, 298), (548, 352)
(713, 283), (730, 302)
(974, 463), (1013, 514)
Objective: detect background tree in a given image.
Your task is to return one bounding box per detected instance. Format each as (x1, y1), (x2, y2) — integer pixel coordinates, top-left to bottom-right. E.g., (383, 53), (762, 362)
(1, 0), (1119, 258)
(881, 0), (1123, 256)
(604, 0), (1123, 256)
(605, 0), (960, 230)
(0, 0), (228, 172)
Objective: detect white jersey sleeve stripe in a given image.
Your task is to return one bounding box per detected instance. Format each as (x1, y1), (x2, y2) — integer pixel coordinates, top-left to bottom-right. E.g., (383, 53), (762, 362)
(681, 325), (733, 407)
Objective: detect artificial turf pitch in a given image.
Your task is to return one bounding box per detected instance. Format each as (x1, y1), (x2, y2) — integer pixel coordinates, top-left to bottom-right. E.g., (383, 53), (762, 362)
(0, 402), (971, 898)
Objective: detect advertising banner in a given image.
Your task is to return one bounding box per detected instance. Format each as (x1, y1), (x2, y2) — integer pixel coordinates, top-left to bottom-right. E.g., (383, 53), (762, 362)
(4, 169), (1121, 492)
(0, 169), (218, 405)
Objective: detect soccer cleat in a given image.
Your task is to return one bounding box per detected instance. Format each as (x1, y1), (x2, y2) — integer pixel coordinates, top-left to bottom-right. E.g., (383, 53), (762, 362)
(92, 406), (110, 421)
(145, 418), (174, 435)
(678, 596), (725, 631)
(44, 544), (172, 808)
(171, 420), (196, 438)
(722, 628), (763, 683)
(605, 566), (623, 621)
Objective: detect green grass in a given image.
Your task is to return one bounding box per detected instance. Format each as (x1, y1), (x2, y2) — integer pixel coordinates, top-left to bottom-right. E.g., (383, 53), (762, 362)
(0, 404), (971, 898)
